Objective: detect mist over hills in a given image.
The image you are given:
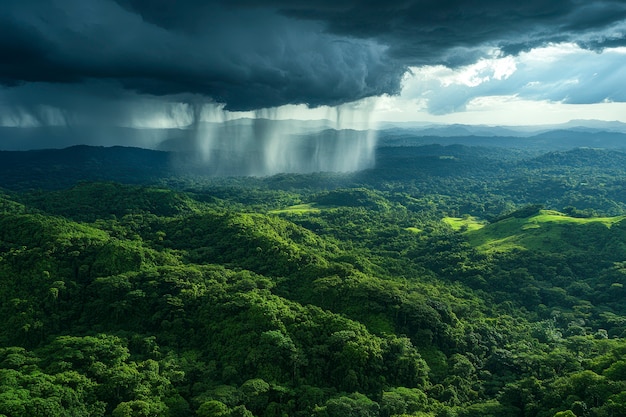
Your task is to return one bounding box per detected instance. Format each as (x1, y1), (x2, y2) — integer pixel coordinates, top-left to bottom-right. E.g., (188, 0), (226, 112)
(377, 130), (626, 151)
(0, 118), (377, 176)
(0, 119), (339, 152)
(377, 120), (626, 151)
(2, 138), (626, 193)
(379, 119), (626, 136)
(2, 118), (626, 185)
(3, 118), (626, 152)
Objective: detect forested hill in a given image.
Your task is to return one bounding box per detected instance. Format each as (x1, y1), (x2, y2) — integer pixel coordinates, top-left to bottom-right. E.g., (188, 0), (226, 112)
(0, 146), (172, 189)
(3, 142), (626, 416)
(3, 142), (626, 193)
(377, 128), (626, 151)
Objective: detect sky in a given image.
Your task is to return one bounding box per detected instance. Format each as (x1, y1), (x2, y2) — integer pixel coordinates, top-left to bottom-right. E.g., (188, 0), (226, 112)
(2, 0), (626, 140)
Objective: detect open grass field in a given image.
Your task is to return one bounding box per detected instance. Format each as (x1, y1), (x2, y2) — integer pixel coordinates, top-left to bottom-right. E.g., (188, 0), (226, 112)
(465, 210), (626, 254)
(269, 203), (322, 214)
(442, 216), (486, 232)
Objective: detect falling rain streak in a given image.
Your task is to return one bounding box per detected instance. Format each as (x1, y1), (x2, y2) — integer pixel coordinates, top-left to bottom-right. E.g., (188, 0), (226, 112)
(183, 123), (375, 177)
(0, 94), (380, 176)
(167, 101), (380, 176)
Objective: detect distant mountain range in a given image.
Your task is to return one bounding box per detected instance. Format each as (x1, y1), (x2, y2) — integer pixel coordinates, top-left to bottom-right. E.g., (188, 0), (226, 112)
(2, 118), (626, 188)
(0, 145), (172, 190)
(2, 139), (626, 191)
(378, 121), (626, 151)
(2, 118), (626, 152)
(0, 118), (338, 152)
(378, 119), (626, 136)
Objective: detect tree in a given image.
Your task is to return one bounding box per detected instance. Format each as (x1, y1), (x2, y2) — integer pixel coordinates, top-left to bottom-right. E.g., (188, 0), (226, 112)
(197, 400), (230, 417)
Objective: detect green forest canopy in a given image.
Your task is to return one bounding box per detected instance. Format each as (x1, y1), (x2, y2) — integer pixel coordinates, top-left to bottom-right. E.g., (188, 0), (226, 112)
(2, 144), (626, 416)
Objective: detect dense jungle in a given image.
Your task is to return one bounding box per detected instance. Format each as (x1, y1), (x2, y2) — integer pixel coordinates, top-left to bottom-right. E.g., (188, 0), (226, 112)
(2, 136), (626, 417)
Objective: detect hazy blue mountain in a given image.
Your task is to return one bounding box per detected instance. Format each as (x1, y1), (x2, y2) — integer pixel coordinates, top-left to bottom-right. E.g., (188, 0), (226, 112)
(379, 119), (626, 136)
(378, 128), (626, 151)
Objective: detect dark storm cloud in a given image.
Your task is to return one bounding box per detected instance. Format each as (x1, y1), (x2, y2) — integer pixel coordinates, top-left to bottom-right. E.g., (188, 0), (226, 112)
(2, 0), (626, 111)
(269, 0), (626, 63)
(0, 0), (405, 111)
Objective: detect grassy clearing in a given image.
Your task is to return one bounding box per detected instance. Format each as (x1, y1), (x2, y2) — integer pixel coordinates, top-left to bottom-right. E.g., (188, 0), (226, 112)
(269, 203), (322, 215)
(530, 210), (623, 226)
(466, 210), (626, 254)
(442, 216), (486, 232)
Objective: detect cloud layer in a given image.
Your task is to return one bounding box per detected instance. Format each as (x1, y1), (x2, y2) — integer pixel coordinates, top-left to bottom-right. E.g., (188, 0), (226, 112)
(1, 0), (404, 111)
(400, 44), (626, 115)
(2, 0), (626, 111)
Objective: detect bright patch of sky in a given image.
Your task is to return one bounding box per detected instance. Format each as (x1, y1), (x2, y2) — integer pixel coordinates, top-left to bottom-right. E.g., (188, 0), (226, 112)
(373, 43), (626, 125)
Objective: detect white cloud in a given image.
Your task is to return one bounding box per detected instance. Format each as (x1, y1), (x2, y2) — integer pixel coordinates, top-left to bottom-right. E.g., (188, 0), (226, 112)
(372, 94), (626, 126)
(381, 43), (626, 124)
